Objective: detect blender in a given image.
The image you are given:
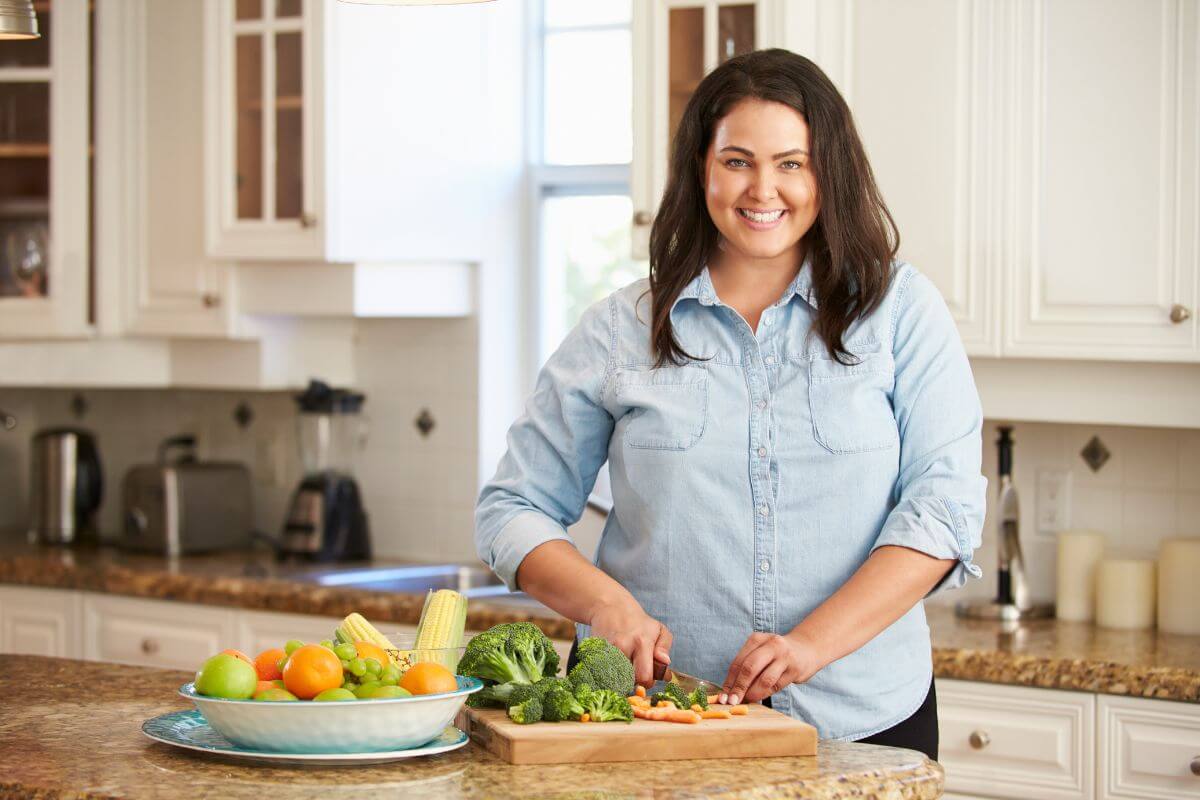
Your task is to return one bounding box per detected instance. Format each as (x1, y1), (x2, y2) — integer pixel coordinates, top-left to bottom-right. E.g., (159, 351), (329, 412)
(280, 380), (371, 561)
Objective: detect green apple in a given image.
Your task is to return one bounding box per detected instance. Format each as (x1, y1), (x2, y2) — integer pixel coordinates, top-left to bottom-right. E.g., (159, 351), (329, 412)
(366, 685), (412, 699)
(195, 653), (258, 699)
(253, 687), (299, 702)
(313, 688), (356, 702)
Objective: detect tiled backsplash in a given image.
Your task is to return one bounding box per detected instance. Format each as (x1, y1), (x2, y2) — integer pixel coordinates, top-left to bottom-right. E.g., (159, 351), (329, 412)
(3, 327), (1198, 608)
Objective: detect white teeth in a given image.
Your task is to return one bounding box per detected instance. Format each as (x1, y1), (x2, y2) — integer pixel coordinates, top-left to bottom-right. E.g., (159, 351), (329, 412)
(738, 209), (784, 223)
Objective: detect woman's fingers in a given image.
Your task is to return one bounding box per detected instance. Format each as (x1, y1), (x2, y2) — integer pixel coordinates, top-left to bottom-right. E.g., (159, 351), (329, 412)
(720, 633), (766, 703)
(742, 660), (788, 704)
(653, 623), (673, 665)
(722, 636), (772, 705)
(631, 637), (656, 688)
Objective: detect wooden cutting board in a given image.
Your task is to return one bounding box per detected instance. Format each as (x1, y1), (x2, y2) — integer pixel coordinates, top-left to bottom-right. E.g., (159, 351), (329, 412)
(459, 703), (818, 764)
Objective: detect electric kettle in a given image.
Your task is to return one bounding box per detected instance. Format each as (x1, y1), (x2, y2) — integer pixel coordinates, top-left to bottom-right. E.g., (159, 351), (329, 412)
(28, 427), (103, 544)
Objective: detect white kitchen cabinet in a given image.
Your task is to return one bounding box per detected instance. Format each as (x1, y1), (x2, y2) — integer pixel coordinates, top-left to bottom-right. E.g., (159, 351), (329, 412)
(1005, 0), (1199, 362)
(1098, 694), (1200, 800)
(938, 678), (1095, 800)
(632, 0), (778, 260)
(82, 594), (237, 670)
(204, 0), (492, 264)
(0, 0), (92, 340)
(0, 586), (82, 658)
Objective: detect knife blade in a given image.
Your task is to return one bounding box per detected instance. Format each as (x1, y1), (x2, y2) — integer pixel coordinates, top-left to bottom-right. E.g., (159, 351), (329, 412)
(651, 661), (719, 696)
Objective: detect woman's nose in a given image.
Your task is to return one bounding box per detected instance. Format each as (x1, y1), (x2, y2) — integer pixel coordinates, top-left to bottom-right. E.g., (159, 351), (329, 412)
(748, 169), (778, 201)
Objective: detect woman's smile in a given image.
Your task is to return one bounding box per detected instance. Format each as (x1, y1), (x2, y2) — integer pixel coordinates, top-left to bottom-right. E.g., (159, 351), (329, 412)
(736, 207), (788, 230)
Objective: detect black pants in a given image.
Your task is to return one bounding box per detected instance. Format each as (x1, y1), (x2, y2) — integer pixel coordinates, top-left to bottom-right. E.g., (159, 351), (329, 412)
(567, 641), (939, 761)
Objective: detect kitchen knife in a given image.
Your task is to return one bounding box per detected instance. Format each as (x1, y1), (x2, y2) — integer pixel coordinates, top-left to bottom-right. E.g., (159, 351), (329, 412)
(651, 661), (719, 696)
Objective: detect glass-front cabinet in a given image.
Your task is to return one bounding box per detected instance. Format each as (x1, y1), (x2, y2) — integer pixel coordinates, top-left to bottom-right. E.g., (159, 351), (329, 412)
(631, 0), (763, 259)
(206, 0), (322, 260)
(0, 0), (92, 337)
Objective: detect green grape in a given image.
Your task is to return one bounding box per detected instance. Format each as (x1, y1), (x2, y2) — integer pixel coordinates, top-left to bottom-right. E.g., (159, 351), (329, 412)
(320, 639), (334, 650)
(340, 659), (351, 670)
(342, 679), (358, 691)
(353, 681), (382, 699)
(363, 658), (382, 676)
(380, 665), (400, 685)
(378, 673), (397, 686)
(348, 658), (367, 677)
(284, 639), (304, 656)
(334, 643), (357, 661)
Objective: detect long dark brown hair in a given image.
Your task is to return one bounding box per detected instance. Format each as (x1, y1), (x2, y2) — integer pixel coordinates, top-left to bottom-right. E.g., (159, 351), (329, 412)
(649, 48), (899, 366)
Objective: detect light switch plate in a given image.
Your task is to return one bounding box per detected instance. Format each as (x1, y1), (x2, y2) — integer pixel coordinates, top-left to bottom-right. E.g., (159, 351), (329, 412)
(1036, 469), (1072, 534)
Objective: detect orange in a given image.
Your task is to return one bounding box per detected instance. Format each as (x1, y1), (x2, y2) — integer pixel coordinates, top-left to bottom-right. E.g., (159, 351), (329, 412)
(282, 644), (344, 700)
(254, 647), (287, 681)
(399, 662), (457, 696)
(354, 640), (390, 668)
(221, 649), (253, 666)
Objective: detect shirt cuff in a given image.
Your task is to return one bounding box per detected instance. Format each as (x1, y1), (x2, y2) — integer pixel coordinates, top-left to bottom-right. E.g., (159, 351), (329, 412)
(871, 495), (983, 598)
(487, 510), (574, 592)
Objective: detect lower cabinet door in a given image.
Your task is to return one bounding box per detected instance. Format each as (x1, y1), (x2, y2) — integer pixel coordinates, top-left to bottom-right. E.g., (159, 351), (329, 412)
(937, 678), (1095, 800)
(0, 586), (82, 658)
(1098, 694), (1200, 800)
(82, 594), (236, 670)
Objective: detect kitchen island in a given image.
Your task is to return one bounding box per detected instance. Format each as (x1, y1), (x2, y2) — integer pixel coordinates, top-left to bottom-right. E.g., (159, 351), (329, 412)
(0, 656), (944, 799)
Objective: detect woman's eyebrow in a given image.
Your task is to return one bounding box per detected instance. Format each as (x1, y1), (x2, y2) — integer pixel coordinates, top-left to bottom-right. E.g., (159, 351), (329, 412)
(719, 145), (809, 159)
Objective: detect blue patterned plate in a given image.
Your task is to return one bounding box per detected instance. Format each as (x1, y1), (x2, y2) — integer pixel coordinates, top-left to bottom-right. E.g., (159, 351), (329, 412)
(142, 710), (468, 766)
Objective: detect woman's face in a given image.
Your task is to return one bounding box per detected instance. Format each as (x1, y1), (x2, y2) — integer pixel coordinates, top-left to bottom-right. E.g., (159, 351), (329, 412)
(703, 98), (820, 266)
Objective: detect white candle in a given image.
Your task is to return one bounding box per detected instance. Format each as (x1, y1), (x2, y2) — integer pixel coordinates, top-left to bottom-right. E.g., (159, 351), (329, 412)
(1157, 538), (1200, 635)
(1055, 530), (1107, 622)
(1095, 559), (1157, 630)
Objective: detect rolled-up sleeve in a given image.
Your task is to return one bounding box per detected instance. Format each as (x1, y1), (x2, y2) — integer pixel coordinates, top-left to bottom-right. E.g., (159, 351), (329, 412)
(475, 297), (616, 591)
(870, 267), (987, 597)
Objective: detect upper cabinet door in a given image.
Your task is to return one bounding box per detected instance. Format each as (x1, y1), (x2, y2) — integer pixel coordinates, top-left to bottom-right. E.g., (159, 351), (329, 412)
(1006, 0), (1199, 361)
(205, 0), (323, 260)
(845, 0), (1001, 357)
(0, 0), (92, 339)
(632, 1), (763, 259)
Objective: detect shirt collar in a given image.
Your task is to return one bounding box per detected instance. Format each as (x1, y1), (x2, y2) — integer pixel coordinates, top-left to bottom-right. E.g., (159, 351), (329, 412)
(672, 256), (817, 313)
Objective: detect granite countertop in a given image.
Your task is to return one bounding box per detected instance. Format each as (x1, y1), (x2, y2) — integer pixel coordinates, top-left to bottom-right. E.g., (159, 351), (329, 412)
(0, 656), (943, 800)
(1, 540), (1198, 703)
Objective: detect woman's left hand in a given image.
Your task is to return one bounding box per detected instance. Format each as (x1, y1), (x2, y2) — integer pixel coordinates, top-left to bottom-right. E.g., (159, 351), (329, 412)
(719, 631), (824, 706)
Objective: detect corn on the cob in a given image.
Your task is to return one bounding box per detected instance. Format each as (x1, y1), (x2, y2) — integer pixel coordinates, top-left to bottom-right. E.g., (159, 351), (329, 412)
(414, 589), (467, 671)
(337, 613), (396, 654)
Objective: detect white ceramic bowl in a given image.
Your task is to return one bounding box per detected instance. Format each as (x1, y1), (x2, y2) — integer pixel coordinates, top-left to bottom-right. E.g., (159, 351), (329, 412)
(180, 676), (482, 754)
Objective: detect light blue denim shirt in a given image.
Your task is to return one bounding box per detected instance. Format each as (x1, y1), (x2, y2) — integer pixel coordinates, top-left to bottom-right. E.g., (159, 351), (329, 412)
(475, 259), (986, 740)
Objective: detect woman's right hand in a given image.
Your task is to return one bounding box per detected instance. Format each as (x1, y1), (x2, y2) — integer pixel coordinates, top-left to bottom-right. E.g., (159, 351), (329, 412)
(588, 596), (672, 688)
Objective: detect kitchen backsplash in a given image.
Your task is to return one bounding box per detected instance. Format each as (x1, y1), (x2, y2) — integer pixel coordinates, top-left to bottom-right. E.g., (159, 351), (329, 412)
(3, 335), (1198, 607)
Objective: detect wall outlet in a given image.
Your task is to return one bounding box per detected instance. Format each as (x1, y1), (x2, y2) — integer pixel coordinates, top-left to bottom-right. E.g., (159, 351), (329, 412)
(1036, 469), (1072, 534)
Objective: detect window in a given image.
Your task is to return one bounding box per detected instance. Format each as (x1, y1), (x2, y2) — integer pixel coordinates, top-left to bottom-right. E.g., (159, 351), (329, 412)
(532, 0), (647, 368)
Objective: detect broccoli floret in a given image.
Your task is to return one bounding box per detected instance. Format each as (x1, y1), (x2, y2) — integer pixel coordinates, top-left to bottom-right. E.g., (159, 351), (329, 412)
(535, 676), (572, 694)
(566, 636), (635, 696)
(576, 686), (633, 723)
(542, 685), (585, 722)
(505, 682), (545, 707)
(687, 686), (709, 711)
(650, 681), (690, 709)
(507, 695), (543, 724)
(467, 680), (520, 708)
(459, 622), (561, 686)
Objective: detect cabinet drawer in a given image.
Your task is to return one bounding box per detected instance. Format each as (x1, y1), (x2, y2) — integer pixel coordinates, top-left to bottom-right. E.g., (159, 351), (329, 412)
(938, 678), (1095, 800)
(1099, 695), (1200, 800)
(0, 586), (82, 658)
(83, 594), (236, 670)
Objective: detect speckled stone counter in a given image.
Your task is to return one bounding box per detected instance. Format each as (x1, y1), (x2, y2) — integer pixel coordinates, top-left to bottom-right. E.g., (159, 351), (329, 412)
(0, 656), (943, 800)
(1, 540), (1198, 703)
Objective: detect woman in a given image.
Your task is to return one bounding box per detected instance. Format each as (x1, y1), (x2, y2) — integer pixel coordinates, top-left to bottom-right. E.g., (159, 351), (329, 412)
(475, 48), (985, 760)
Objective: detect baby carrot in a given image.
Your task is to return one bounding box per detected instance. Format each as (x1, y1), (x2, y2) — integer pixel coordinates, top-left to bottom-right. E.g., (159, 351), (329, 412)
(701, 709), (732, 719)
(579, 713), (590, 723)
(707, 694), (721, 705)
(635, 685), (647, 698)
(729, 705), (748, 715)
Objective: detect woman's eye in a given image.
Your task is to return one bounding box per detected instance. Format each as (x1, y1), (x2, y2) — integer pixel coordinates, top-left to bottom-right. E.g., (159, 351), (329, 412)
(725, 158), (749, 168)
(781, 160), (804, 170)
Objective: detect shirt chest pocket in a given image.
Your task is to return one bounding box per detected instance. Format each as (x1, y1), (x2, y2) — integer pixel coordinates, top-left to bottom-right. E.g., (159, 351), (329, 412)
(806, 346), (898, 455)
(613, 365), (708, 451)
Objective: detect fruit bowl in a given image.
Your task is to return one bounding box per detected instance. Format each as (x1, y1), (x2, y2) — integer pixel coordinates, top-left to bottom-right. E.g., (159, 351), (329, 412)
(180, 675), (483, 754)
(381, 632), (470, 675)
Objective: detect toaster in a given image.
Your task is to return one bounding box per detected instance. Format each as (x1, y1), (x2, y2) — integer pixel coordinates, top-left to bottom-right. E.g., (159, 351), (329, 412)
(120, 435), (254, 556)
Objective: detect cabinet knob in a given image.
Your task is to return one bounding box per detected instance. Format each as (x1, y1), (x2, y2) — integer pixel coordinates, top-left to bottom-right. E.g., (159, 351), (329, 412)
(1190, 756), (1200, 776)
(300, 212), (318, 229)
(202, 293), (220, 309)
(1170, 304), (1191, 324)
(633, 210), (653, 226)
(968, 730), (990, 750)
(141, 638), (159, 655)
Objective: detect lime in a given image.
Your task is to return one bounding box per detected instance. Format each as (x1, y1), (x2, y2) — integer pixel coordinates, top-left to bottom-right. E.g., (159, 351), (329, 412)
(313, 687), (356, 702)
(195, 653), (258, 699)
(367, 685), (412, 699)
(253, 687), (299, 701)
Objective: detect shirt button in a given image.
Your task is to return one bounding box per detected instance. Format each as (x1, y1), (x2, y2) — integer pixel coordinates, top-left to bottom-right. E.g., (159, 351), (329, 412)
(764, 355), (776, 366)
(758, 504), (769, 517)
(762, 315), (772, 326)
(760, 560), (771, 573)
(757, 447), (767, 457)
(756, 399), (768, 410)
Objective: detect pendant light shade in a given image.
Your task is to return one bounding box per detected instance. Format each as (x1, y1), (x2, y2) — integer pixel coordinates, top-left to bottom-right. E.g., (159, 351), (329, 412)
(0, 0), (38, 40)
